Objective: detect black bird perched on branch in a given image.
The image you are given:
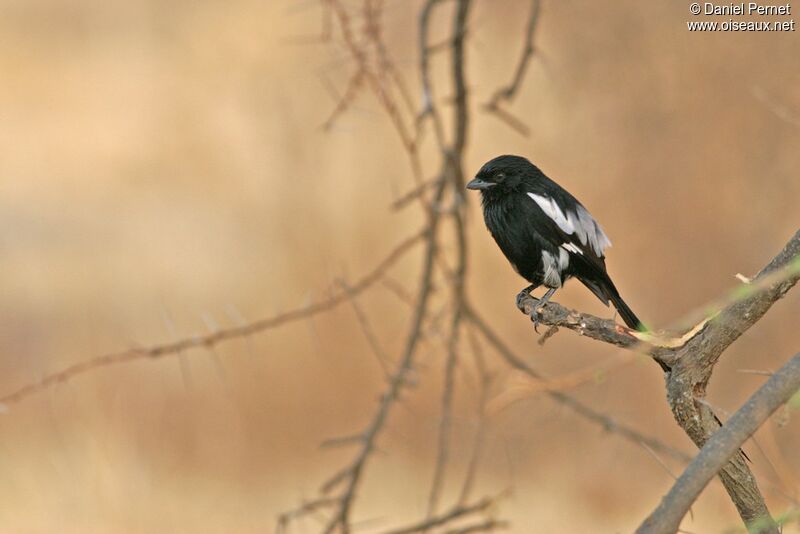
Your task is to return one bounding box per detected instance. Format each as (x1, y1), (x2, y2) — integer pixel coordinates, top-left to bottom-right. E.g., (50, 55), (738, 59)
(467, 154), (643, 331)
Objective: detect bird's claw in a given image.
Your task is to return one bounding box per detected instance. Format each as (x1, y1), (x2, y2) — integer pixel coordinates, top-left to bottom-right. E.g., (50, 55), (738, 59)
(531, 305), (545, 333)
(515, 290), (531, 312)
(515, 288), (547, 331)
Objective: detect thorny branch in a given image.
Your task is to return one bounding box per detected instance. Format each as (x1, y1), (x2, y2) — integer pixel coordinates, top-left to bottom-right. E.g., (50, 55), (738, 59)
(426, 0), (472, 520)
(283, 1), (478, 531)
(5, 6), (692, 532)
(323, 0), (426, 188)
(0, 229), (427, 407)
(8, 1), (795, 533)
(285, 1), (686, 531)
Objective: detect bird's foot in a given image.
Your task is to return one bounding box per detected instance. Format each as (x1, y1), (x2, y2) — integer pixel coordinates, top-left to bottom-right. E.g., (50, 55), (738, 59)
(529, 288), (557, 333)
(531, 309), (544, 333)
(515, 285), (536, 312)
(515, 291), (530, 312)
(530, 301), (551, 333)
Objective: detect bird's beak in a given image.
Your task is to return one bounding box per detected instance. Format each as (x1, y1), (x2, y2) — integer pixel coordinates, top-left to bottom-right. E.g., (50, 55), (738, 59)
(466, 177), (496, 190)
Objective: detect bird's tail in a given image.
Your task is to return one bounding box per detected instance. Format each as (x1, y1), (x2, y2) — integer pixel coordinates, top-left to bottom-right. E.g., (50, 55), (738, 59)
(581, 271), (671, 373)
(578, 274), (643, 331)
(609, 292), (642, 331)
(610, 290), (674, 373)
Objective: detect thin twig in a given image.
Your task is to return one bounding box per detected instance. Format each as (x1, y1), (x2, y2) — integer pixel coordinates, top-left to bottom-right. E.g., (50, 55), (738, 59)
(418, 0), (448, 149)
(465, 305), (691, 463)
(442, 519), (508, 534)
(391, 177), (440, 211)
(486, 353), (634, 415)
(277, 497), (340, 534)
(339, 279), (394, 379)
(427, 316), (461, 517)
(427, 0), (472, 519)
(377, 495), (502, 534)
(458, 332), (493, 505)
(428, 309), (462, 517)
(482, 0), (541, 136)
(0, 229), (426, 407)
(319, 182), (446, 534)
(738, 369), (776, 377)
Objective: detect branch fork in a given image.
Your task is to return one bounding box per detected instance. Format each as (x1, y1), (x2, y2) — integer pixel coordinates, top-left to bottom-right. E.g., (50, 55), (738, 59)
(515, 230), (800, 533)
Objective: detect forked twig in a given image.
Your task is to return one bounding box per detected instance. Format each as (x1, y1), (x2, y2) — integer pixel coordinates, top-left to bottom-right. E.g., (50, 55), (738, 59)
(482, 0), (541, 136)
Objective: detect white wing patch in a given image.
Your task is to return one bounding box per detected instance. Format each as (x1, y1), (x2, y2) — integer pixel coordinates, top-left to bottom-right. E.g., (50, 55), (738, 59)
(527, 192), (612, 256)
(541, 249), (569, 288)
(528, 193), (573, 233)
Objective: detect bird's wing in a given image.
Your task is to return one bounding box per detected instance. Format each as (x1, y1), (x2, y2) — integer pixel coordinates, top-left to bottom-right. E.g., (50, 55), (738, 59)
(525, 191), (612, 268)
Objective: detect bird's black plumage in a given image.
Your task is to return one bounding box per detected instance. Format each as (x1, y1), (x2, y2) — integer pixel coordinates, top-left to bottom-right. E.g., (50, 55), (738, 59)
(467, 154), (643, 331)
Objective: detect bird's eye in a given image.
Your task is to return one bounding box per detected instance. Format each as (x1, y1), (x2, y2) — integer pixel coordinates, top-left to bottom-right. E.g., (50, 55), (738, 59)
(495, 173), (506, 182)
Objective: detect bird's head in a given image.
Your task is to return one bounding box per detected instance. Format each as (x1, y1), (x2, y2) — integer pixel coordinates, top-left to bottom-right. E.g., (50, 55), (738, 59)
(466, 154), (539, 196)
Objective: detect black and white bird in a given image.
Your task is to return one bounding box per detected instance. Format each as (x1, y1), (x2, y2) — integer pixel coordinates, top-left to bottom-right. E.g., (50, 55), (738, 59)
(467, 154), (643, 331)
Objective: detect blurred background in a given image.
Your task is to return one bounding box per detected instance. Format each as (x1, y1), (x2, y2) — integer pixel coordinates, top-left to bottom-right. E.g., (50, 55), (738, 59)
(1, 0), (798, 532)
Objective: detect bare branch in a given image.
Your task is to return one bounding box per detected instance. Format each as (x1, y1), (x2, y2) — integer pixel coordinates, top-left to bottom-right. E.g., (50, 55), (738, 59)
(514, 233), (800, 356)
(323, 69), (367, 130)
(662, 230), (800, 532)
(465, 306), (691, 463)
(510, 229), (800, 532)
(380, 276), (417, 306)
(277, 497), (340, 534)
(418, 0), (448, 148)
(0, 229), (426, 407)
(442, 519), (509, 534)
(427, 0), (473, 520)
(339, 279), (394, 379)
(391, 177), (440, 211)
(637, 352), (800, 534)
(288, 3), (478, 528)
(427, 316), (461, 516)
(376, 495), (503, 534)
(458, 331), (493, 505)
(486, 353), (634, 414)
(324, 0), (427, 188)
(318, 182), (446, 533)
(278, 3), (800, 533)
(482, 0), (541, 135)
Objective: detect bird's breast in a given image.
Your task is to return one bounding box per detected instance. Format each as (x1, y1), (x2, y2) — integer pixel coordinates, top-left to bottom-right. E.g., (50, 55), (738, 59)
(482, 196), (556, 284)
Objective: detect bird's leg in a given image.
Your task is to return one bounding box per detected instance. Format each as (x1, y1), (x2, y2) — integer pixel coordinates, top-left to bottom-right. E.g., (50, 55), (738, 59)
(515, 284), (538, 311)
(531, 288), (557, 332)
